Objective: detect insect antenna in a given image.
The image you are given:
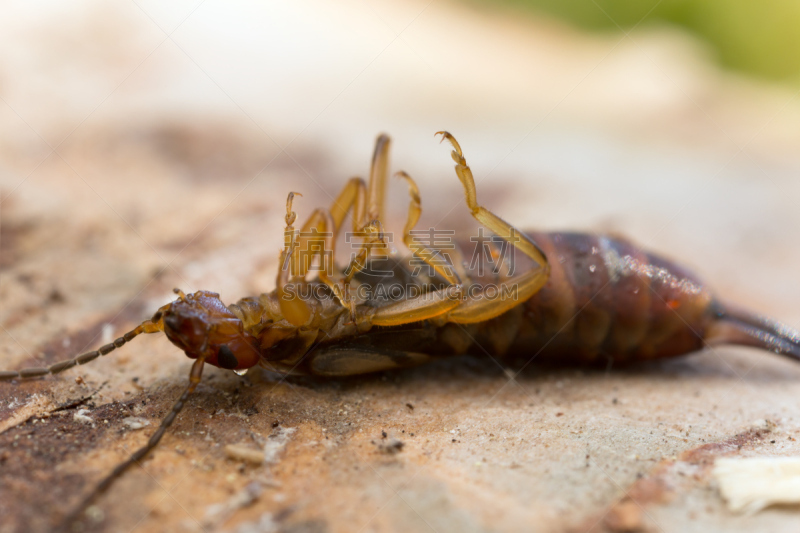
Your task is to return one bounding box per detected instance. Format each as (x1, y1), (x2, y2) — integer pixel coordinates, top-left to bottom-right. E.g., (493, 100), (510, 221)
(62, 355), (207, 530)
(0, 318), (163, 382)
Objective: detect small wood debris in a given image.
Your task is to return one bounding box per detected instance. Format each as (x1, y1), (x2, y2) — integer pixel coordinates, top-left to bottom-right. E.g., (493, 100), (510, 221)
(225, 444), (266, 465)
(73, 409), (93, 424)
(226, 426), (296, 465)
(714, 456), (800, 513)
(122, 417), (150, 430)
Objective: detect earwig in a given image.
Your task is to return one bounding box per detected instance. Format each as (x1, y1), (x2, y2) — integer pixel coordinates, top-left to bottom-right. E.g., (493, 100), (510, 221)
(3, 132), (800, 529)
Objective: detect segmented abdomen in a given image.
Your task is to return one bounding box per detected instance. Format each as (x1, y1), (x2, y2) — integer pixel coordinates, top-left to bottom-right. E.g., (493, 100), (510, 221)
(506, 232), (716, 363)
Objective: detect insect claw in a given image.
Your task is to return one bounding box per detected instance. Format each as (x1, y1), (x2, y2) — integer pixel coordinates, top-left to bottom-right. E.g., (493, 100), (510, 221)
(286, 191), (302, 207)
(285, 191), (303, 227)
(435, 132), (464, 165)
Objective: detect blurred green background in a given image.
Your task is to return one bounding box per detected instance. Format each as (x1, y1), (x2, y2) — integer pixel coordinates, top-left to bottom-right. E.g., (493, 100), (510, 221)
(478, 0), (800, 83)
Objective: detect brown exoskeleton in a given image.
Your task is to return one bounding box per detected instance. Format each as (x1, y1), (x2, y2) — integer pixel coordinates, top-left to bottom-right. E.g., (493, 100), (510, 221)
(2, 132), (799, 527)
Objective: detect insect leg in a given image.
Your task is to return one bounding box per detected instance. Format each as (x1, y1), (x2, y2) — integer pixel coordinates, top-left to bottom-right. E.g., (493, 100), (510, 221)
(329, 177), (368, 234)
(322, 137), (393, 304)
(279, 172), (384, 320)
(396, 171), (463, 287)
(367, 133), (390, 222)
(341, 220), (387, 285)
(436, 131), (550, 324)
(292, 208), (338, 283)
(63, 355), (206, 530)
(340, 135), (392, 284)
(324, 175), (386, 286)
(283, 197), (350, 309)
(368, 286), (464, 326)
(365, 165), (482, 327)
(308, 344), (430, 376)
(277, 192), (314, 327)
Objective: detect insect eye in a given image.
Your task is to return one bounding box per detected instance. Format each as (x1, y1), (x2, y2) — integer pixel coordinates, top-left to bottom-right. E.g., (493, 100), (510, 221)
(217, 345), (239, 369)
(164, 313), (181, 331)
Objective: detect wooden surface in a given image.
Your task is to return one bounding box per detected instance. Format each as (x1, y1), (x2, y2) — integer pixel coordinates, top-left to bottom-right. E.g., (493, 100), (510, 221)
(2, 2), (800, 532)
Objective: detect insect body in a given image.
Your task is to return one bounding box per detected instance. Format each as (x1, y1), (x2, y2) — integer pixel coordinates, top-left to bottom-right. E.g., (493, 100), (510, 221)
(2, 132), (799, 526)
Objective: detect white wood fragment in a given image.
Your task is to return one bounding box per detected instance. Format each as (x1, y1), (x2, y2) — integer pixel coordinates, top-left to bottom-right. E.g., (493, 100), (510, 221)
(714, 457), (800, 513)
(224, 444), (265, 464)
(122, 417), (150, 430)
(74, 409), (93, 424)
(264, 426), (295, 464)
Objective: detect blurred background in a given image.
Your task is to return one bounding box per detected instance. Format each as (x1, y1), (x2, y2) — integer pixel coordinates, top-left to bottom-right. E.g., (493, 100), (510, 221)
(2, 0), (799, 313)
(482, 0), (800, 83)
(2, 1), (800, 532)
